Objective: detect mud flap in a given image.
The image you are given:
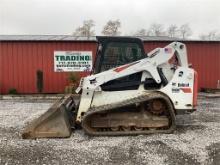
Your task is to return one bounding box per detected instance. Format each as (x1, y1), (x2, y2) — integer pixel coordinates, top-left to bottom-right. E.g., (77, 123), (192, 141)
(22, 95), (77, 139)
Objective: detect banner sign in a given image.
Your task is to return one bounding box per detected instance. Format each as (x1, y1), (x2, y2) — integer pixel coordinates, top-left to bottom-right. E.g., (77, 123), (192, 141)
(54, 51), (92, 72)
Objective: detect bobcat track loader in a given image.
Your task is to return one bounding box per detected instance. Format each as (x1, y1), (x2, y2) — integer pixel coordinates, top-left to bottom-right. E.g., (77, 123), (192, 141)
(22, 37), (198, 139)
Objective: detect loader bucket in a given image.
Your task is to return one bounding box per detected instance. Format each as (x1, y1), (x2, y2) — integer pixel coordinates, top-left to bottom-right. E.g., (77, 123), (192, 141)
(22, 95), (77, 139)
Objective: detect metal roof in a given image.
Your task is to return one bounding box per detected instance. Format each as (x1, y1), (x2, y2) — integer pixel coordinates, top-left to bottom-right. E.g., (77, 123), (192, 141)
(0, 35), (219, 42)
(0, 35), (96, 41)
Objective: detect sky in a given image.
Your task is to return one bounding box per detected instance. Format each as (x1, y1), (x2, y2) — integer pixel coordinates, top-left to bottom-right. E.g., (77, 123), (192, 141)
(0, 0), (220, 38)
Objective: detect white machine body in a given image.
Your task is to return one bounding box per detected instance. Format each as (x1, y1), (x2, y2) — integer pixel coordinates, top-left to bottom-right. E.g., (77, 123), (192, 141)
(76, 42), (197, 122)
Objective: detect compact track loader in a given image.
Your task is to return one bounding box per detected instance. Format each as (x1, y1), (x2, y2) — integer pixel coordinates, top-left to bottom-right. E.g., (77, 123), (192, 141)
(22, 37), (198, 139)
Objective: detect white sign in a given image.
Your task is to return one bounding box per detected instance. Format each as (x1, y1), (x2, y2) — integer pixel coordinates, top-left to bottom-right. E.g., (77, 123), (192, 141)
(54, 51), (92, 72)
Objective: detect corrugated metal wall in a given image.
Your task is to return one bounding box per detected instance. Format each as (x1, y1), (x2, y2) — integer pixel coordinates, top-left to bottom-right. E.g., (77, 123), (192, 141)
(0, 41), (97, 94)
(0, 40), (219, 94)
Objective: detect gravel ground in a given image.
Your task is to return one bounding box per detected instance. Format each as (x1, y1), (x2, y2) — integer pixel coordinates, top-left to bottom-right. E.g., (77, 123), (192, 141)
(0, 95), (220, 165)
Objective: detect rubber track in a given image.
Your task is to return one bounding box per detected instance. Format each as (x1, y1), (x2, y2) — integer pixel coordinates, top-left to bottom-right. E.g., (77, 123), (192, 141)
(82, 92), (176, 136)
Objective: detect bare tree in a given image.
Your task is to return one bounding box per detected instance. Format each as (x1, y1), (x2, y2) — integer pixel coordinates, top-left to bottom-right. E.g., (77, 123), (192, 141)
(102, 20), (121, 36)
(199, 30), (219, 40)
(179, 24), (192, 39)
(146, 30), (153, 36)
(133, 29), (147, 36)
(207, 31), (217, 40)
(167, 24), (178, 38)
(73, 19), (95, 39)
(199, 34), (207, 40)
(147, 23), (164, 36)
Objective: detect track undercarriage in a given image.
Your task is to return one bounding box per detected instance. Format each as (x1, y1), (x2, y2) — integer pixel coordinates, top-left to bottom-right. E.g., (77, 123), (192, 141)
(81, 92), (176, 135)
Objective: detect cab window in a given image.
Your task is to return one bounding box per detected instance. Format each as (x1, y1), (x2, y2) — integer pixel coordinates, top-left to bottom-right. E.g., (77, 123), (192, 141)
(101, 42), (144, 71)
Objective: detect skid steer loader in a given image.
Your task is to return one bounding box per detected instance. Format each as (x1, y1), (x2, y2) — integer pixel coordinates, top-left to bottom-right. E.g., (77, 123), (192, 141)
(22, 37), (198, 139)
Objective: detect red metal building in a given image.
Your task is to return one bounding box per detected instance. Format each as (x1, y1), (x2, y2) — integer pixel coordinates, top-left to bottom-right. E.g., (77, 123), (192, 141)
(0, 35), (220, 94)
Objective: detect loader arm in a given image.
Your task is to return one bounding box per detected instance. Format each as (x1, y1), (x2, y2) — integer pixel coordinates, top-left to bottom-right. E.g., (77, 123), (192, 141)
(168, 42), (188, 67)
(79, 42), (188, 91)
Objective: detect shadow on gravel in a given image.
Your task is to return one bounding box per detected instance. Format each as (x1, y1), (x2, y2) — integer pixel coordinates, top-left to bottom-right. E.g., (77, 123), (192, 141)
(0, 145), (61, 165)
(176, 125), (207, 134)
(145, 140), (200, 165)
(193, 113), (220, 123)
(206, 142), (220, 165)
(108, 146), (131, 164)
(0, 127), (20, 139)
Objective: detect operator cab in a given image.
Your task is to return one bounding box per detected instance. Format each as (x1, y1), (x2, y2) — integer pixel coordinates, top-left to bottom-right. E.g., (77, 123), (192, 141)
(93, 36), (146, 74)
(93, 36), (147, 91)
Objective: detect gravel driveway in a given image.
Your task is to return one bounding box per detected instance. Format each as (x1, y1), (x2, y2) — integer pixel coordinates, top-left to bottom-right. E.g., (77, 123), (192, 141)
(0, 95), (220, 165)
